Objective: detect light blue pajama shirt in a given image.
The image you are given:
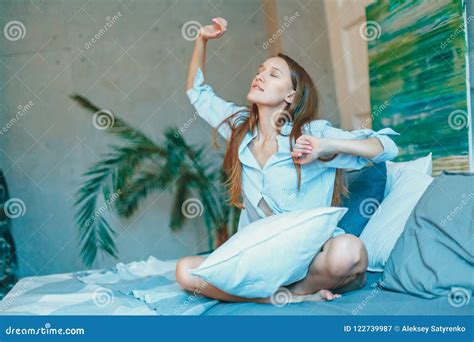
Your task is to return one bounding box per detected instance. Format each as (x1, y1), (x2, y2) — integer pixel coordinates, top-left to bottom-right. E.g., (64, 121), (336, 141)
(186, 67), (399, 237)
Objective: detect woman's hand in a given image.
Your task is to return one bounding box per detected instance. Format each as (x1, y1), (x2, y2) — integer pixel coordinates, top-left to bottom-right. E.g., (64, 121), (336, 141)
(199, 17), (227, 40)
(291, 135), (338, 165)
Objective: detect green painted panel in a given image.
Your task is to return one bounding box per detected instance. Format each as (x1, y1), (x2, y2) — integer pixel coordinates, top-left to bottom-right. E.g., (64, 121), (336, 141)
(366, 0), (471, 174)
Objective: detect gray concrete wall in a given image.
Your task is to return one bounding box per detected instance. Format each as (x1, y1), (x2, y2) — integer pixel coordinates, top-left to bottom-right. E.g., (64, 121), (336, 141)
(0, 0), (268, 277)
(276, 0), (341, 125)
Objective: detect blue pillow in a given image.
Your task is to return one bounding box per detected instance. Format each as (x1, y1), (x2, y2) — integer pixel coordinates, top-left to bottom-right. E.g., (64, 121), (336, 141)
(338, 162), (387, 236)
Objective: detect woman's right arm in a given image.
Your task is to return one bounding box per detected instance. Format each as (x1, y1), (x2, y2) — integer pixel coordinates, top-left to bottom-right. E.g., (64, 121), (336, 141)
(186, 18), (226, 91)
(185, 18), (248, 140)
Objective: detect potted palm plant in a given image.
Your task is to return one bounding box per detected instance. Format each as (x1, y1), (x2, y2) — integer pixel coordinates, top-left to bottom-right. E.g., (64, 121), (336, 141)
(0, 170), (18, 299)
(70, 95), (240, 267)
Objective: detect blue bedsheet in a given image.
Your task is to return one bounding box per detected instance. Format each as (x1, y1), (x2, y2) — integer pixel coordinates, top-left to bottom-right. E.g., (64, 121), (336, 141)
(1, 256), (472, 316)
(204, 272), (474, 315)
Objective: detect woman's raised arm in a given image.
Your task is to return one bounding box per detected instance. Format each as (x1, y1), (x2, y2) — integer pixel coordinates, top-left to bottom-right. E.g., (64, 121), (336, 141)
(186, 18), (227, 91)
(185, 18), (248, 141)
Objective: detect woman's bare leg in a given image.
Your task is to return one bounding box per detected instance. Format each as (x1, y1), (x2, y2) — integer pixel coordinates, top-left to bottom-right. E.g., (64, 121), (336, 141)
(285, 234), (368, 296)
(175, 255), (270, 303)
(175, 256), (338, 303)
(175, 234), (367, 303)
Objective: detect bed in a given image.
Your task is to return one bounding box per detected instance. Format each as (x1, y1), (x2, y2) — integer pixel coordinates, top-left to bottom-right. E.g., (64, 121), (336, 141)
(1, 255), (472, 316)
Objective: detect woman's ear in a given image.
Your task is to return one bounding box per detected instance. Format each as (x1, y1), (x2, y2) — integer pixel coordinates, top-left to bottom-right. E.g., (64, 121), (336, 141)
(285, 90), (296, 104)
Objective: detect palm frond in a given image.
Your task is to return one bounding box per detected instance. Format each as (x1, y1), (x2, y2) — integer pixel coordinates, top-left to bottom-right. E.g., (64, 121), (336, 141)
(114, 167), (171, 218)
(71, 94), (171, 266)
(230, 205), (241, 235)
(169, 169), (193, 230)
(78, 215), (118, 267)
(74, 154), (118, 266)
(70, 94), (166, 153)
(72, 94), (241, 266)
(73, 142), (167, 266)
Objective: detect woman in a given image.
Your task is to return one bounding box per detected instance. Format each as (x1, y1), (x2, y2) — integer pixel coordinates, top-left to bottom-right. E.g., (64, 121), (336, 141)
(176, 18), (399, 303)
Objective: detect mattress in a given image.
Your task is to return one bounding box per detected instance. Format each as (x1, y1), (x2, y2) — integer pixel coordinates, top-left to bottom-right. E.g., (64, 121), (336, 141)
(0, 256), (472, 316)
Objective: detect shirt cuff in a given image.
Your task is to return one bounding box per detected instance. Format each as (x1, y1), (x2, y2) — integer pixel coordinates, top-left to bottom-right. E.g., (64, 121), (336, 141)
(370, 128), (400, 163)
(186, 67), (209, 105)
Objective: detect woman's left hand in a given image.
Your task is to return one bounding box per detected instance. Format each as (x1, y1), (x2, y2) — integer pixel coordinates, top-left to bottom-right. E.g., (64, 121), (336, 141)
(291, 135), (337, 164)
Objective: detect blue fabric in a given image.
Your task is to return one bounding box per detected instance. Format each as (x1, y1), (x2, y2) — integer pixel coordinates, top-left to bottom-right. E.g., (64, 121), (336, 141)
(5, 254), (473, 316)
(186, 67), (399, 232)
(338, 162), (387, 236)
(202, 271), (474, 315)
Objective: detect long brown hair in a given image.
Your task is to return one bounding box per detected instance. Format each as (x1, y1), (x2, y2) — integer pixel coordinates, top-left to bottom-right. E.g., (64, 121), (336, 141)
(213, 53), (347, 209)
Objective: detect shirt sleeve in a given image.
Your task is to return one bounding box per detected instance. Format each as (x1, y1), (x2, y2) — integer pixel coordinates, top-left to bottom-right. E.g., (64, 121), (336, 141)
(186, 67), (249, 140)
(304, 119), (400, 170)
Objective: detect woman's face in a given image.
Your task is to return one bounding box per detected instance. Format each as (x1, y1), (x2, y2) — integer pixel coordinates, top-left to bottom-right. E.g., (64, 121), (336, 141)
(247, 57), (295, 107)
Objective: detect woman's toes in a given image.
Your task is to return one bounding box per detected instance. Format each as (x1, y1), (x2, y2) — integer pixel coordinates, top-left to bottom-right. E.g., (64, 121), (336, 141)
(275, 289), (343, 303)
(317, 289), (342, 301)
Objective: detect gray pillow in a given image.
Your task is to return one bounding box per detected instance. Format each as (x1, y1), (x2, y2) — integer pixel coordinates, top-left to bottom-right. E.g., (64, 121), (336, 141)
(382, 171), (474, 299)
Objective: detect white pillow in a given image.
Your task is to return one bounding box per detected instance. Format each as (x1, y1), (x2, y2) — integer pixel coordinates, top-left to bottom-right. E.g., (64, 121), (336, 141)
(360, 169), (433, 272)
(191, 207), (348, 298)
(384, 153), (432, 197)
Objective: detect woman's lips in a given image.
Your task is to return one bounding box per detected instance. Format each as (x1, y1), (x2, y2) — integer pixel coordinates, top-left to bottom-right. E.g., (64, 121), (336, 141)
(251, 85), (264, 91)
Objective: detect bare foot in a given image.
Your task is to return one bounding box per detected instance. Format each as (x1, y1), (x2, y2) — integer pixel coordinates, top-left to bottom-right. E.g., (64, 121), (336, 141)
(289, 289), (342, 303)
(257, 288), (342, 305)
